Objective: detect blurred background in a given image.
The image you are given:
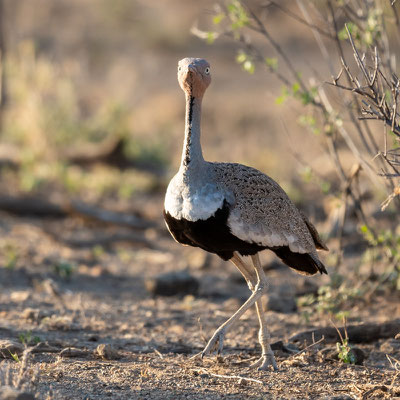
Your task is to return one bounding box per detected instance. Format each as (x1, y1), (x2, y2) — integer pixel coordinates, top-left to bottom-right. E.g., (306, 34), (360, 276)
(0, 0), (354, 201)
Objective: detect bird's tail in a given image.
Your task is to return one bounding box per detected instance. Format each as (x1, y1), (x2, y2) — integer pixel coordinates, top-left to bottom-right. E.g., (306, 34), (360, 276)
(273, 247), (328, 276)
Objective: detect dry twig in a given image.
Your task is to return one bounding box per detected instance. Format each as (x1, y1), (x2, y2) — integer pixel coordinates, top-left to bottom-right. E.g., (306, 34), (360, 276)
(193, 368), (264, 385)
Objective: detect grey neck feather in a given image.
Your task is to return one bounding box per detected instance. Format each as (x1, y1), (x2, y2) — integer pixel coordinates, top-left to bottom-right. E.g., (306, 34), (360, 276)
(179, 94), (204, 175)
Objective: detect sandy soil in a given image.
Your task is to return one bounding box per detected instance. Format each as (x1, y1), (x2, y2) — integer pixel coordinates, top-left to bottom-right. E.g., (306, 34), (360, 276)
(0, 204), (399, 400)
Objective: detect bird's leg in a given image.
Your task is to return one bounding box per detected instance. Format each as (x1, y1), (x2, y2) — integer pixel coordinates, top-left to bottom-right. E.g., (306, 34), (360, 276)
(231, 253), (277, 370)
(201, 252), (269, 359)
(248, 254), (278, 371)
(231, 252), (256, 291)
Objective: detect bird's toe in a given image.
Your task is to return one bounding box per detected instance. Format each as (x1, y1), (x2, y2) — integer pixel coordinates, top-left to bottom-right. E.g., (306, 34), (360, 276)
(201, 328), (226, 358)
(250, 354), (278, 371)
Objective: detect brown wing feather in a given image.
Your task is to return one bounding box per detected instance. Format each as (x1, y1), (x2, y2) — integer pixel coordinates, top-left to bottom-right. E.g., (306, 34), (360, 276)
(273, 247), (328, 275)
(299, 211), (329, 251)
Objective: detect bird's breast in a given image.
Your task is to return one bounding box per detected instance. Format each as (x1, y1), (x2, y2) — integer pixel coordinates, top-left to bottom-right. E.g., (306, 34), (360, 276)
(164, 179), (229, 222)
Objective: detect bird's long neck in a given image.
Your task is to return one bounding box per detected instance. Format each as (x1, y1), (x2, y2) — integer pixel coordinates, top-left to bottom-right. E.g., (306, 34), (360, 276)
(180, 93), (204, 173)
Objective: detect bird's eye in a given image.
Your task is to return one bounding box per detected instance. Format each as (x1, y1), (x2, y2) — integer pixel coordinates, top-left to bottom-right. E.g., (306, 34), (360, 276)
(178, 66), (182, 71)
(204, 67), (210, 75)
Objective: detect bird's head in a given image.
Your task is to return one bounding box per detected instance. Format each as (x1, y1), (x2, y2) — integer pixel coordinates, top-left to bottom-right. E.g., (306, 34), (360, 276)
(177, 58), (211, 98)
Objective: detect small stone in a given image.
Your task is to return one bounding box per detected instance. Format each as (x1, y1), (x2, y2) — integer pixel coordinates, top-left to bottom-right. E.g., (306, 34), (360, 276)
(95, 344), (121, 360)
(145, 270), (199, 296)
(350, 347), (366, 364)
(0, 386), (35, 400)
(266, 294), (297, 313)
(0, 340), (24, 359)
(10, 291), (30, 303)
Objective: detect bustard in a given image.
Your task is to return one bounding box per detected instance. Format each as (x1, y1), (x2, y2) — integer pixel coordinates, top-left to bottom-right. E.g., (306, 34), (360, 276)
(164, 57), (328, 370)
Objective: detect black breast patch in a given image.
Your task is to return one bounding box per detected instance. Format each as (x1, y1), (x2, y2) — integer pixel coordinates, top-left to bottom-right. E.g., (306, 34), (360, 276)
(163, 200), (264, 261)
(163, 200), (327, 275)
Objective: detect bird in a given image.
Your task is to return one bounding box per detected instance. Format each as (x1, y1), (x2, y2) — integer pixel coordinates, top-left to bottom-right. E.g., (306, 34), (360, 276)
(163, 57), (328, 371)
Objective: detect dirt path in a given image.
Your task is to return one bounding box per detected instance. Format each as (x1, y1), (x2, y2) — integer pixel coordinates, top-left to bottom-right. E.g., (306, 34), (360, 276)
(0, 212), (399, 399)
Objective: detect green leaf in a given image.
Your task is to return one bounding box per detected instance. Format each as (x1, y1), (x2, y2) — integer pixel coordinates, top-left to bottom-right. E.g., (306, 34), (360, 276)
(213, 13), (225, 25)
(335, 310), (350, 321)
(364, 31), (373, 46)
(292, 82), (300, 94)
(236, 51), (255, 74)
(206, 32), (217, 45)
(243, 60), (255, 74)
(9, 351), (20, 363)
(275, 86), (289, 105)
(227, 3), (236, 13)
(227, 0), (249, 30)
(236, 51), (247, 64)
(320, 181), (331, 194)
(301, 91), (312, 105)
(360, 225), (369, 234)
(338, 22), (356, 41)
(298, 114), (319, 134)
(265, 57), (278, 71)
(300, 166), (313, 183)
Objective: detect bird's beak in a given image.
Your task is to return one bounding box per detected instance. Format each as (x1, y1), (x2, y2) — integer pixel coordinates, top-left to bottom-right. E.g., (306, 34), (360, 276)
(187, 64), (197, 74)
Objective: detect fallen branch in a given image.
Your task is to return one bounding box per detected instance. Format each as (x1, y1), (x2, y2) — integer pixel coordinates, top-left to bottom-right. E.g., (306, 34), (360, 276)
(67, 200), (155, 229)
(0, 136), (166, 175)
(31, 342), (61, 354)
(56, 231), (157, 249)
(61, 136), (127, 167)
(0, 195), (155, 229)
(194, 368), (264, 385)
(290, 320), (400, 345)
(0, 195), (67, 217)
(286, 336), (325, 359)
(0, 137), (126, 170)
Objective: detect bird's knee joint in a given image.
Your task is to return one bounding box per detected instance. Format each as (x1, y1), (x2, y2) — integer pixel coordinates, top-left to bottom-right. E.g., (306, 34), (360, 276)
(217, 327), (226, 336)
(259, 330), (271, 342)
(255, 282), (266, 293)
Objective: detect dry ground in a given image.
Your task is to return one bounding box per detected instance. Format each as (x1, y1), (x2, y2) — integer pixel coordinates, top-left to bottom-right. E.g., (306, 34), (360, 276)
(0, 201), (399, 400)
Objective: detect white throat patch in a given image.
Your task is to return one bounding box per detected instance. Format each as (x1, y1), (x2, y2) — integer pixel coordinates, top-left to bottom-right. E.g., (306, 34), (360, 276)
(165, 178), (227, 221)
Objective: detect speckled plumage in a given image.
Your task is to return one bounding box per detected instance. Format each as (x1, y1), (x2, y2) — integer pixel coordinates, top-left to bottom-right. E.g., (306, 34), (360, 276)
(213, 162), (328, 254)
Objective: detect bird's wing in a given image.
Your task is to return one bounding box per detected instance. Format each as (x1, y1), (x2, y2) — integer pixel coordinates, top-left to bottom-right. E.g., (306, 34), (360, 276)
(213, 162), (318, 254)
(298, 210), (329, 251)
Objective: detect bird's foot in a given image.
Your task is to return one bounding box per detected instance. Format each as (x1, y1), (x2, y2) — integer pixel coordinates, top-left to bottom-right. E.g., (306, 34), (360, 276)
(201, 327), (226, 358)
(249, 352), (278, 371)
